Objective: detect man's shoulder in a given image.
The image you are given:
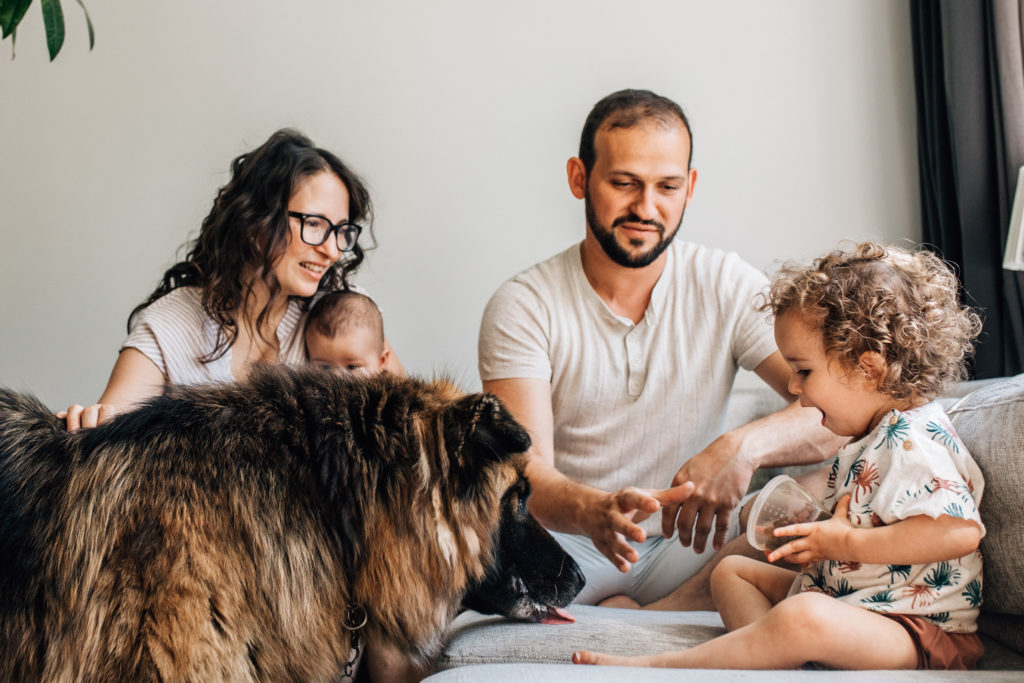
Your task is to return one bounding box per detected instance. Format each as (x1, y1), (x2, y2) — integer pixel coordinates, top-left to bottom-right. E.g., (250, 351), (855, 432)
(482, 244), (581, 333)
(514, 243), (579, 279)
(494, 243), (580, 296)
(668, 239), (752, 273)
(665, 240), (766, 293)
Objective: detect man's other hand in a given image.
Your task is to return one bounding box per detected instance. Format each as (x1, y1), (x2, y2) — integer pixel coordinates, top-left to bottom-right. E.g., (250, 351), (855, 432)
(661, 435), (756, 553)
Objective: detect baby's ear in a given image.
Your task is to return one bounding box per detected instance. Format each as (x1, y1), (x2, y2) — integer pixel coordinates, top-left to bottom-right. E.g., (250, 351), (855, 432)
(857, 351), (887, 383)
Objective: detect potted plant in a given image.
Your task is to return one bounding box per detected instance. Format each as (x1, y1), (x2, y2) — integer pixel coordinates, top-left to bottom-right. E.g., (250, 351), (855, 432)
(1, 0), (93, 60)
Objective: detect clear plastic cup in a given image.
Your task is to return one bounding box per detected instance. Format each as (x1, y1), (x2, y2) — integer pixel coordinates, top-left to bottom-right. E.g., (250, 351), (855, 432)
(746, 474), (832, 552)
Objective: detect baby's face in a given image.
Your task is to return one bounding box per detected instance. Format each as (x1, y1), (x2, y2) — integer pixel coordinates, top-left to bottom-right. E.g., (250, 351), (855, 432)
(306, 327), (386, 377)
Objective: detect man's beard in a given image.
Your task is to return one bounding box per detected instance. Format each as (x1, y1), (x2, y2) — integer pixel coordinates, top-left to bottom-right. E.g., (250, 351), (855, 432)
(584, 188), (684, 269)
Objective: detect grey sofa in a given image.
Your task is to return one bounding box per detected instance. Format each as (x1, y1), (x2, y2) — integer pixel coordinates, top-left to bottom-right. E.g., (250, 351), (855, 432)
(426, 374), (1024, 680)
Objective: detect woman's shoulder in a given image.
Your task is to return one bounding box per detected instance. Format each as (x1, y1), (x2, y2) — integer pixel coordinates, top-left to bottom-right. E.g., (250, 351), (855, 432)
(131, 287), (208, 330)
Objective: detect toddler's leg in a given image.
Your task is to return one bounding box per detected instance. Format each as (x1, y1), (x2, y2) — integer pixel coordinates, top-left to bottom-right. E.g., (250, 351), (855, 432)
(710, 555), (796, 631)
(574, 592), (918, 669)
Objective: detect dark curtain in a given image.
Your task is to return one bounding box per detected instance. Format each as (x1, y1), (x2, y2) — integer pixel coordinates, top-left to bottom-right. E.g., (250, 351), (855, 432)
(911, 0), (1024, 379)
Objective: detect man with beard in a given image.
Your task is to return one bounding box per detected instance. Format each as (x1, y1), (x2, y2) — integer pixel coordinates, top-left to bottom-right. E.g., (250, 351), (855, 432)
(477, 89), (840, 610)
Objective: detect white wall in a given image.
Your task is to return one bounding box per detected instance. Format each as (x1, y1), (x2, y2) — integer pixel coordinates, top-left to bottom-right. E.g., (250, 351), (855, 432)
(0, 0), (919, 408)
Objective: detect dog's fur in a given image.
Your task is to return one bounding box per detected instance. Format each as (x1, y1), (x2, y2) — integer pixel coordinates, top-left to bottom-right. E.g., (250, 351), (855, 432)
(0, 366), (583, 681)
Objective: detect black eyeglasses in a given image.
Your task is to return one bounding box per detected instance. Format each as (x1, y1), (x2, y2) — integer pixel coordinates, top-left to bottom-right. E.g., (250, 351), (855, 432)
(288, 211), (363, 252)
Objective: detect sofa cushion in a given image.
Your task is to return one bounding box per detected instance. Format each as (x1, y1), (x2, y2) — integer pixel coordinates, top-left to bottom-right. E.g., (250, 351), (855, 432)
(435, 606), (725, 671)
(947, 374), (1024, 651)
(425, 662), (1024, 682)
(434, 607), (1024, 674)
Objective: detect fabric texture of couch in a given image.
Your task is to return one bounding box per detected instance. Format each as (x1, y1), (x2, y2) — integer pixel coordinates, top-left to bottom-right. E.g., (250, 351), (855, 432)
(426, 374), (1024, 680)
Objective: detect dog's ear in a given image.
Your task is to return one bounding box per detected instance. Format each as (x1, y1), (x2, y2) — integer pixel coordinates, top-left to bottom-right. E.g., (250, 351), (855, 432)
(447, 393), (531, 499)
(462, 393), (532, 459)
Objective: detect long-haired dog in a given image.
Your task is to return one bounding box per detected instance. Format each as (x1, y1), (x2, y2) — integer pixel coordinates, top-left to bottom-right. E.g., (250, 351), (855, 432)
(0, 366), (584, 681)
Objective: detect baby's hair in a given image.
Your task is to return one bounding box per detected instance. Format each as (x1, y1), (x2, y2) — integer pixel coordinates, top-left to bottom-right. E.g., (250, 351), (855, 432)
(762, 242), (982, 401)
(306, 291), (385, 352)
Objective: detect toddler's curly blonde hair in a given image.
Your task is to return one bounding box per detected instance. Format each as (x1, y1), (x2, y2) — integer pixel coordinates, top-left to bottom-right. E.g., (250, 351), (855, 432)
(763, 242), (982, 401)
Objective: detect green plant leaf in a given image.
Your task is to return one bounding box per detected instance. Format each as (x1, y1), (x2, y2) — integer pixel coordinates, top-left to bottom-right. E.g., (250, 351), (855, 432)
(40, 0), (64, 61)
(1, 0), (33, 39)
(74, 0), (91, 49)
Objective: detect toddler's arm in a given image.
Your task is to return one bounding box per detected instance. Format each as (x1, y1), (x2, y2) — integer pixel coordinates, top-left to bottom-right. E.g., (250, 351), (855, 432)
(768, 494), (981, 566)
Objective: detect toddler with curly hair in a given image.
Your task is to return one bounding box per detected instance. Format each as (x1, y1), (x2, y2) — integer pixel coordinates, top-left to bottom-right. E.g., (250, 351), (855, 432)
(574, 242), (986, 671)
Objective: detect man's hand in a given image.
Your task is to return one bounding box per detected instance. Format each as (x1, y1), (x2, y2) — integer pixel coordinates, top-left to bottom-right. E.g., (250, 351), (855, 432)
(767, 494), (854, 565)
(661, 433), (756, 554)
(582, 483), (695, 572)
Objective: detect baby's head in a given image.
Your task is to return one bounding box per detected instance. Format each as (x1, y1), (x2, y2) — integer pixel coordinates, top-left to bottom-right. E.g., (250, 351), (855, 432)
(305, 291), (390, 376)
(763, 242), (981, 436)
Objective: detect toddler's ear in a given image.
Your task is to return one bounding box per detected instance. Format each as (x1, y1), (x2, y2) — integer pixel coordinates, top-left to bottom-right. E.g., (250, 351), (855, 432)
(857, 351), (887, 383)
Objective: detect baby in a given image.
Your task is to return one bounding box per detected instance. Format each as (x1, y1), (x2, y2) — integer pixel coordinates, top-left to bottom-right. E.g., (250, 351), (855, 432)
(574, 242), (986, 671)
(305, 291), (390, 376)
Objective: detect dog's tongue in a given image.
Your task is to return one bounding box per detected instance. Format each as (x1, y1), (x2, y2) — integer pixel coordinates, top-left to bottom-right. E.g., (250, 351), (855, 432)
(540, 605), (575, 625)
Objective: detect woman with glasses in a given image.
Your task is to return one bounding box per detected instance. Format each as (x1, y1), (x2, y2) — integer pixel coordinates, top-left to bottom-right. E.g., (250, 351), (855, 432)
(62, 129), (402, 430)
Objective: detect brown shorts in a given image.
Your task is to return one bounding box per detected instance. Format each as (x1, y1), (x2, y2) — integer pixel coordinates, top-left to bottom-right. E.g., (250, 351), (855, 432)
(882, 614), (985, 670)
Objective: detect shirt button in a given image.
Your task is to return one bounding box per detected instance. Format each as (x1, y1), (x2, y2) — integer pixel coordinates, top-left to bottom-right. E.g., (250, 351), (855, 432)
(889, 415), (899, 425)
(902, 440), (914, 450)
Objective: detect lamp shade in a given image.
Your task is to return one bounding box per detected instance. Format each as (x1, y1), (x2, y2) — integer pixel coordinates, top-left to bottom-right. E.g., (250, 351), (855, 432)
(1005, 165), (1024, 271)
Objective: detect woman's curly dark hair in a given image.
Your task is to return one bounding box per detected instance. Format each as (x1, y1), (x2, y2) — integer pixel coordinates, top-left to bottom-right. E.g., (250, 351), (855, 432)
(129, 129), (373, 362)
(762, 242), (982, 401)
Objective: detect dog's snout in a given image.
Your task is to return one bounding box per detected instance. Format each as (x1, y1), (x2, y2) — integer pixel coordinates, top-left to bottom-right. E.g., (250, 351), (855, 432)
(568, 557), (586, 594)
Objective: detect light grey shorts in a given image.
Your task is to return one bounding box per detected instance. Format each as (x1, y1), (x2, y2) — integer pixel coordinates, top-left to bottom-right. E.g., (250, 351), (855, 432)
(550, 509), (744, 606)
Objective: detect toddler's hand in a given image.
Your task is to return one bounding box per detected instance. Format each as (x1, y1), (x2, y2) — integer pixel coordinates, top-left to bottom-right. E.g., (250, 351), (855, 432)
(767, 494), (854, 564)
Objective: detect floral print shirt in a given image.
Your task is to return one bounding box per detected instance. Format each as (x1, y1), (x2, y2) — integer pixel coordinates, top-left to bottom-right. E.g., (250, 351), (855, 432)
(796, 401), (985, 633)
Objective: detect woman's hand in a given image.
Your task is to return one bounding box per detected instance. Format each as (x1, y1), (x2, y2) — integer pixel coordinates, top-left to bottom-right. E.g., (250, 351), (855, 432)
(58, 403), (120, 431)
(59, 348), (167, 431)
(767, 494), (855, 565)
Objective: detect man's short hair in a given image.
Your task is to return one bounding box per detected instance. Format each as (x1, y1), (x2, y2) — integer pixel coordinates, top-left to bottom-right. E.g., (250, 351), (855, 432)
(578, 89), (692, 173)
(306, 291), (384, 351)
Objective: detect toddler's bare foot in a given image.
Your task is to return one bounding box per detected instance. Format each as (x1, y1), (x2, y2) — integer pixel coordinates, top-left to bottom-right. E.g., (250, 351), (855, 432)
(573, 650), (599, 665)
(597, 594), (642, 609)
(573, 650), (645, 666)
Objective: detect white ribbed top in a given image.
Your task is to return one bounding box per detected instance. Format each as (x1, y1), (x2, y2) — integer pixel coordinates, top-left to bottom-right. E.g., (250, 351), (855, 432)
(122, 287), (309, 385)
